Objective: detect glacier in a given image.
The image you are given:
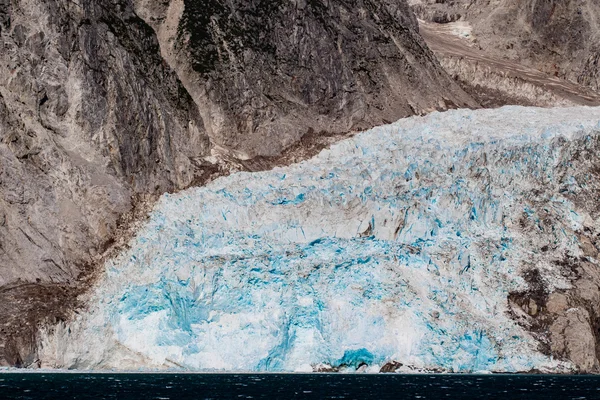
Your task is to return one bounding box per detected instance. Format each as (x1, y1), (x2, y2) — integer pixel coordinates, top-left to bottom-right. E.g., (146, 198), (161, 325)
(39, 106), (600, 372)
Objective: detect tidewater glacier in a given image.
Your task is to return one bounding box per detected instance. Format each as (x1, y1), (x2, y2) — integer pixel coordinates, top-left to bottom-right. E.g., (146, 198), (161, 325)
(39, 106), (600, 372)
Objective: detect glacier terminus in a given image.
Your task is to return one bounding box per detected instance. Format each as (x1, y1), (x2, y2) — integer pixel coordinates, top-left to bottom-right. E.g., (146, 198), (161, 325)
(39, 106), (600, 373)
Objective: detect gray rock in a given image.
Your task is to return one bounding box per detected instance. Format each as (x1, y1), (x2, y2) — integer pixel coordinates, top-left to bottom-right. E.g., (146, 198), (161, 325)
(412, 0), (600, 93)
(134, 0), (477, 158)
(0, 0), (210, 365)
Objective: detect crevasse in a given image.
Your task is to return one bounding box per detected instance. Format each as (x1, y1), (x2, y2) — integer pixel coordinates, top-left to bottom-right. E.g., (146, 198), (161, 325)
(40, 106), (600, 372)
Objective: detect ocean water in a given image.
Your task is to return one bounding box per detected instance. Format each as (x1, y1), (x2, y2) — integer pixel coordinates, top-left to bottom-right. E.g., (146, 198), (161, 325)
(0, 373), (598, 399)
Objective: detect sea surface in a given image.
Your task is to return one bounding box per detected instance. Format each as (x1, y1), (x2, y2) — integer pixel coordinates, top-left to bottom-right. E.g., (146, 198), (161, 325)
(0, 373), (598, 399)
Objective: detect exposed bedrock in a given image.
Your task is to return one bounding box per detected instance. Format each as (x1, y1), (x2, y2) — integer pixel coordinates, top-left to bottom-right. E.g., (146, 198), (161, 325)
(0, 0), (211, 366)
(411, 0), (600, 94)
(133, 0), (477, 159)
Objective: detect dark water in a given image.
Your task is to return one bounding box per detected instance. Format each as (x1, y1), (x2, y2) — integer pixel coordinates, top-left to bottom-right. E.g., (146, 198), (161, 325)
(0, 373), (599, 399)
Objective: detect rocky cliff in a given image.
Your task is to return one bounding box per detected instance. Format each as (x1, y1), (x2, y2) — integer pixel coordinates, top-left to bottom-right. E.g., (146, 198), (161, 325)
(0, 0), (214, 367)
(133, 0), (476, 158)
(0, 0), (477, 367)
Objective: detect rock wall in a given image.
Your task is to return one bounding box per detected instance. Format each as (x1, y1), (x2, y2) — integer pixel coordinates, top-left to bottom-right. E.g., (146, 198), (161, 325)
(0, 0), (210, 366)
(134, 0), (478, 159)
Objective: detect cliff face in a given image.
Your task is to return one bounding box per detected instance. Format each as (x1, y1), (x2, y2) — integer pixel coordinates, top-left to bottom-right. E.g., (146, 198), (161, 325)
(411, 0), (600, 93)
(0, 0), (479, 367)
(0, 0), (210, 366)
(134, 0), (477, 158)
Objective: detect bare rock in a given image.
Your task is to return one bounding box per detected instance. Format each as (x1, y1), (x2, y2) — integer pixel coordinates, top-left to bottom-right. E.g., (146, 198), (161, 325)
(412, 0), (600, 93)
(580, 235), (599, 258)
(380, 361), (403, 373)
(0, 0), (210, 365)
(546, 293), (569, 315)
(550, 308), (598, 373)
(134, 0), (478, 159)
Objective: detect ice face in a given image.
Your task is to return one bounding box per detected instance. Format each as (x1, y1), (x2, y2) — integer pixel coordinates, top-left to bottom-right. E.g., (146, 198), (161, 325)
(40, 106), (600, 372)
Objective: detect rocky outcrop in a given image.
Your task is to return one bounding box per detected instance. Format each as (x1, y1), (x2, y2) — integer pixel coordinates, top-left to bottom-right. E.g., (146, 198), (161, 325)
(0, 0), (211, 366)
(411, 0), (600, 93)
(133, 0), (477, 159)
(509, 236), (600, 373)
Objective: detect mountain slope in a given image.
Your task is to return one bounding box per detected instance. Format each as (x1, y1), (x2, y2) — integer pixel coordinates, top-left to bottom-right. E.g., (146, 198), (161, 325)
(418, 20), (600, 108)
(134, 0), (478, 159)
(0, 0), (210, 366)
(411, 0), (600, 93)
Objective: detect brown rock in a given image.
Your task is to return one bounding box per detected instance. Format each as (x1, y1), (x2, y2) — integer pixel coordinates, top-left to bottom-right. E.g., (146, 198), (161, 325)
(380, 361), (403, 373)
(546, 293), (569, 315)
(579, 235), (599, 258)
(550, 308), (598, 373)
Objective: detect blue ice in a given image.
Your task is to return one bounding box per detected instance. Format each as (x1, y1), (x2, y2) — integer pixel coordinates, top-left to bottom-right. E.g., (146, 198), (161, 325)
(60, 106), (600, 372)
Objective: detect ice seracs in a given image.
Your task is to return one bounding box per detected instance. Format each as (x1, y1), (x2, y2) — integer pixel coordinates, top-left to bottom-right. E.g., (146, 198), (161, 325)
(39, 106), (600, 372)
